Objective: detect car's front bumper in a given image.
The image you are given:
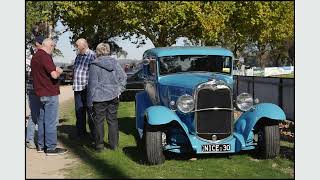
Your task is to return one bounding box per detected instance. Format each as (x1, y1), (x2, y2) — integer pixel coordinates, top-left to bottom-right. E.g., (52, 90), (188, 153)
(164, 132), (253, 154)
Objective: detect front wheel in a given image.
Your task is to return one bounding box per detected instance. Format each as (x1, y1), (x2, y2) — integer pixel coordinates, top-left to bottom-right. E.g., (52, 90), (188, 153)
(256, 124), (280, 159)
(145, 129), (165, 165)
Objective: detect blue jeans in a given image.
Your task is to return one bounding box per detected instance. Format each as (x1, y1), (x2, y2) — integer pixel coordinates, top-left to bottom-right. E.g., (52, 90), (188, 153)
(26, 91), (41, 143)
(74, 89), (95, 137)
(38, 95), (59, 150)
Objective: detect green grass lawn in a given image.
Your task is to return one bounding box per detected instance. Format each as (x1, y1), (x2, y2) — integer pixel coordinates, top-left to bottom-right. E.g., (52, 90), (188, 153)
(269, 73), (294, 78)
(58, 99), (294, 179)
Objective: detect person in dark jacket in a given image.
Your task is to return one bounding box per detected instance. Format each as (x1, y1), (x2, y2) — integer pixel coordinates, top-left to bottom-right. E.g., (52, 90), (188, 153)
(87, 43), (127, 151)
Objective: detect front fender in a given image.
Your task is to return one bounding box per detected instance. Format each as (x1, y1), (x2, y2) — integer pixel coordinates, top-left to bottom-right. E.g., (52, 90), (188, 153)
(145, 106), (189, 134)
(135, 91), (153, 132)
(234, 103), (286, 142)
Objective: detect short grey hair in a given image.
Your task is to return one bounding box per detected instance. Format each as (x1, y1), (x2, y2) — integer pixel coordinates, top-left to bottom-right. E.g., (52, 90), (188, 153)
(42, 38), (55, 47)
(75, 38), (88, 48)
(96, 43), (110, 57)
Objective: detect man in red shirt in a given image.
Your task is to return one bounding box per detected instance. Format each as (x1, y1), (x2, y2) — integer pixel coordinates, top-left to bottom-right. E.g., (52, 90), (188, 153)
(26, 35), (44, 149)
(31, 38), (68, 156)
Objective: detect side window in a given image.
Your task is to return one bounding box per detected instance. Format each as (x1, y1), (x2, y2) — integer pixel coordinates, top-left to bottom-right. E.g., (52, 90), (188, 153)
(148, 57), (157, 76)
(143, 55), (157, 77)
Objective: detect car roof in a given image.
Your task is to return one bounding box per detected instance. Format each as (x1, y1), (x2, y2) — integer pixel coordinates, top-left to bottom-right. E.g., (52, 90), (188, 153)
(143, 46), (233, 58)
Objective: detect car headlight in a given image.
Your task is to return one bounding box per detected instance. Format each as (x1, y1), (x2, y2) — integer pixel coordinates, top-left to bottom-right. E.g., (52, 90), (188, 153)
(177, 94), (194, 113)
(236, 93), (253, 111)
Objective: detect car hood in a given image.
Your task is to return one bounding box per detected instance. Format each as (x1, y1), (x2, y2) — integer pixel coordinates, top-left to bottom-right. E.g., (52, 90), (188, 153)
(158, 72), (233, 90)
(158, 72), (233, 106)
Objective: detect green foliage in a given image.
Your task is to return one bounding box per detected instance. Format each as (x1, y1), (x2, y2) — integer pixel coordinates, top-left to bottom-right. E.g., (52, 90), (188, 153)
(225, 2), (294, 66)
(26, 1), (60, 40)
(200, 2), (294, 58)
(57, 2), (211, 47)
(26, 1), (62, 57)
(27, 1), (294, 65)
(188, 2), (237, 46)
(56, 1), (127, 53)
(115, 2), (203, 47)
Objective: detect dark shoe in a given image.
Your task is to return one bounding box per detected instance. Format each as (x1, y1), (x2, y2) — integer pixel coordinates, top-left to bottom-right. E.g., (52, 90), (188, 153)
(95, 144), (105, 152)
(26, 141), (36, 149)
(45, 148), (68, 156)
(88, 133), (95, 142)
(37, 146), (44, 153)
(106, 144), (118, 151)
(71, 134), (85, 142)
(109, 147), (118, 151)
(75, 136), (83, 141)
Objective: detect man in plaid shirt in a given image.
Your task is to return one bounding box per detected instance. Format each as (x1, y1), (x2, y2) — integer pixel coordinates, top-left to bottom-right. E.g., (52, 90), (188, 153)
(73, 38), (96, 140)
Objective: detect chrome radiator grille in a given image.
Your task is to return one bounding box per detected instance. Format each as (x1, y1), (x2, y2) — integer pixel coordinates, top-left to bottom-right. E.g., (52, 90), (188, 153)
(195, 83), (232, 141)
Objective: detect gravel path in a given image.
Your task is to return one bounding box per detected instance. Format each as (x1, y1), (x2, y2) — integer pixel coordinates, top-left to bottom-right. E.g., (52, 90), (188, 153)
(26, 85), (78, 179)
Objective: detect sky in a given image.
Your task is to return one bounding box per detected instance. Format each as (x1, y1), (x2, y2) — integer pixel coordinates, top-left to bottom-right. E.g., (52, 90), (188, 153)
(53, 21), (186, 64)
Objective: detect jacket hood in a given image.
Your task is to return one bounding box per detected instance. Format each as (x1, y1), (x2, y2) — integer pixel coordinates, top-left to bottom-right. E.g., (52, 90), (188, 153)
(90, 56), (116, 72)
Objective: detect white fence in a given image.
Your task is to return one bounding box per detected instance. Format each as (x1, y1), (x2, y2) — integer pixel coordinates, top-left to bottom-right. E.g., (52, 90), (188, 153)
(233, 66), (294, 77)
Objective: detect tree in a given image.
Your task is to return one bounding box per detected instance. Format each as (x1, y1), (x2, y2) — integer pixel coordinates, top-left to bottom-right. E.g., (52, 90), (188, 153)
(58, 1), (205, 47)
(26, 1), (62, 56)
(188, 1), (294, 67)
(56, 1), (126, 53)
(114, 1), (204, 47)
(229, 2), (294, 66)
(31, 1), (293, 66)
(186, 2), (237, 47)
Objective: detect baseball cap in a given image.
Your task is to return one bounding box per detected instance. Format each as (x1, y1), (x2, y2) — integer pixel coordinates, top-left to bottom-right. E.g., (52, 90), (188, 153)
(35, 35), (45, 45)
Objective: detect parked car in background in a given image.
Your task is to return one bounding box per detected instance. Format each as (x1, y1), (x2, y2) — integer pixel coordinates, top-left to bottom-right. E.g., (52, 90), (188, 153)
(120, 68), (144, 101)
(135, 46), (286, 165)
(59, 68), (73, 85)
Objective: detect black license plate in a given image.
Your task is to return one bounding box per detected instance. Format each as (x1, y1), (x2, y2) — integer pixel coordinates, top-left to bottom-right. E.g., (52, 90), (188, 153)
(201, 144), (231, 152)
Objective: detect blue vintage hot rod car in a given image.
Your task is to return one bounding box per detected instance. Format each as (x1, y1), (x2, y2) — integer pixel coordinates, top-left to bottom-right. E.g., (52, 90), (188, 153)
(135, 46), (286, 165)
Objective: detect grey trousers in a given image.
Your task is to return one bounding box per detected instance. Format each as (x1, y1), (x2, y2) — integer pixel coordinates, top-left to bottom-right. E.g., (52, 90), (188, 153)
(92, 97), (119, 149)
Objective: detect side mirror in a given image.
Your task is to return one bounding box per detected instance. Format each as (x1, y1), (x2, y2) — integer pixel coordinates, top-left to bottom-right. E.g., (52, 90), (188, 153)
(143, 59), (150, 65)
(142, 64), (152, 80)
(142, 57), (156, 80)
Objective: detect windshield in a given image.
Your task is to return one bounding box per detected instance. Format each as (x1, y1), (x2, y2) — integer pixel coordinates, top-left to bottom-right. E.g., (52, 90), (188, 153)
(159, 55), (232, 75)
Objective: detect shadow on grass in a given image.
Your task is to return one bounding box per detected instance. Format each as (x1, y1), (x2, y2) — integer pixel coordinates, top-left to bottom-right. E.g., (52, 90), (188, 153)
(118, 117), (149, 165)
(122, 146), (147, 165)
(57, 124), (130, 179)
(247, 144), (294, 162)
(118, 116), (240, 164)
(105, 115), (295, 165)
(122, 146), (196, 165)
(122, 145), (236, 165)
(118, 117), (136, 136)
(279, 145), (294, 161)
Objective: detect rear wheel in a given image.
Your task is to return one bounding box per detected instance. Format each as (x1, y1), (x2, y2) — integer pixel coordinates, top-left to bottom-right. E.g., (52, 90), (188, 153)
(256, 123), (280, 159)
(145, 129), (165, 165)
